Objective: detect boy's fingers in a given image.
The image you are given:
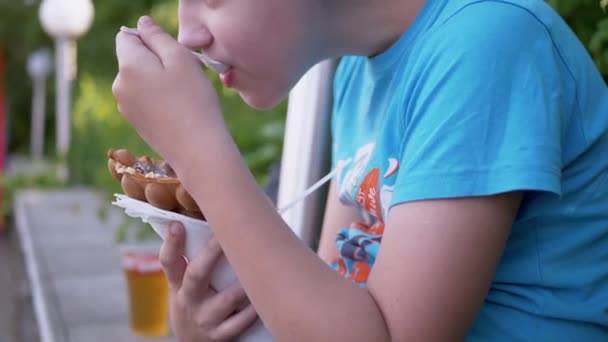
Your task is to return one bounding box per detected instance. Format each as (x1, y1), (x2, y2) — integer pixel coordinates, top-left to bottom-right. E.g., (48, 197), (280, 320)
(181, 237), (224, 301)
(136, 15), (184, 65)
(115, 29), (160, 70)
(201, 281), (249, 321)
(159, 222), (188, 289)
(211, 305), (259, 341)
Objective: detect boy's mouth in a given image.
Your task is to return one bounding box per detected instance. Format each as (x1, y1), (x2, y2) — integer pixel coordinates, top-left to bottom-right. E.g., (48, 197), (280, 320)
(220, 68), (234, 88)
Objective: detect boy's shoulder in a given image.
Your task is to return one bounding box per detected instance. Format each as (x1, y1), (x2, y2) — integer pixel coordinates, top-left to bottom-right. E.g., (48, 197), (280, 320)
(404, 0), (574, 80)
(430, 0), (562, 49)
(337, 0), (564, 73)
(332, 0), (575, 107)
(438, 0), (559, 24)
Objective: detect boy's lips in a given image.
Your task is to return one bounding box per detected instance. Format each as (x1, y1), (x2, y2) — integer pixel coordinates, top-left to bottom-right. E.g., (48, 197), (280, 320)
(220, 68), (234, 88)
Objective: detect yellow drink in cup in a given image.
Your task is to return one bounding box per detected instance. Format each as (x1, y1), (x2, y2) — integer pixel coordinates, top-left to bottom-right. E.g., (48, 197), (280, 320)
(122, 246), (170, 337)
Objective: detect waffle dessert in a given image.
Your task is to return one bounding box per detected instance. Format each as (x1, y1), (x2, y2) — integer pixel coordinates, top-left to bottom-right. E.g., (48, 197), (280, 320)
(107, 148), (205, 220)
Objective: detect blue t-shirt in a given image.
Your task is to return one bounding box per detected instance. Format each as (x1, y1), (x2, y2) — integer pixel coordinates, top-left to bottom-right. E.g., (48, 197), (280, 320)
(329, 0), (608, 340)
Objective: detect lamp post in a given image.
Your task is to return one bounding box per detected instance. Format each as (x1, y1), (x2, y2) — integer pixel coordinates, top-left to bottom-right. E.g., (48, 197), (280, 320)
(39, 0), (94, 159)
(26, 49), (52, 160)
(0, 50), (5, 232)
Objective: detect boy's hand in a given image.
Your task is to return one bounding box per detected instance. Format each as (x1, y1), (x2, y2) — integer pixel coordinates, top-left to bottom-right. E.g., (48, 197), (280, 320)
(160, 222), (258, 342)
(113, 16), (226, 169)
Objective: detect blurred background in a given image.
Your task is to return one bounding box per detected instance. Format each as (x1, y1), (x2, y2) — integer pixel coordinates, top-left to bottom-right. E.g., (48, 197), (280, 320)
(0, 0), (606, 341)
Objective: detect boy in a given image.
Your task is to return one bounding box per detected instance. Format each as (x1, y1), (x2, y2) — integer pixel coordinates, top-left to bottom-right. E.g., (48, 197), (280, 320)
(113, 0), (608, 340)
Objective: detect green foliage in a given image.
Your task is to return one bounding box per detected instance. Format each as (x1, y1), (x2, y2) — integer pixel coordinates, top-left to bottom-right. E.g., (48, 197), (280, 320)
(0, 1), (53, 154)
(548, 0), (608, 78)
(69, 74), (158, 197)
(1, 168), (66, 218)
(112, 216), (157, 244)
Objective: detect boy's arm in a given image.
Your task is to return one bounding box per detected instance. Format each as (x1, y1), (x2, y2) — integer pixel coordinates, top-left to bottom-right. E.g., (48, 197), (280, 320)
(316, 179), (362, 263)
(178, 132), (521, 341)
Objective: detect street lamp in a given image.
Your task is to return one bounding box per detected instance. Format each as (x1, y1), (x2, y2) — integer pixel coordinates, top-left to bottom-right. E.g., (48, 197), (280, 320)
(39, 0), (94, 159)
(26, 49), (52, 160)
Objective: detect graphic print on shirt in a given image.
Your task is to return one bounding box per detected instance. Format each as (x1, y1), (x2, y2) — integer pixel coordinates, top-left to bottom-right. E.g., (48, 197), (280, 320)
(331, 143), (399, 286)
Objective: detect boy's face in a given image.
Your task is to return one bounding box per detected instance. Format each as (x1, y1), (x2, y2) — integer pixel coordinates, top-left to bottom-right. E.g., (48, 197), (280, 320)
(178, 0), (320, 110)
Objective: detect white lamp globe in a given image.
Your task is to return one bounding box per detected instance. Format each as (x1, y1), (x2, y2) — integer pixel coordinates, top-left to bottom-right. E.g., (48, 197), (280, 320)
(27, 49), (53, 79)
(39, 0), (94, 39)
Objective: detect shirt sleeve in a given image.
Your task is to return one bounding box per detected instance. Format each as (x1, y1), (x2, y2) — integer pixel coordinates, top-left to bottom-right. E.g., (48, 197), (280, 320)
(331, 56), (360, 170)
(390, 2), (572, 207)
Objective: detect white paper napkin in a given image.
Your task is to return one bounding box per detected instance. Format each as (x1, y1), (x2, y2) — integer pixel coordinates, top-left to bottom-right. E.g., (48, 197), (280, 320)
(112, 194), (273, 341)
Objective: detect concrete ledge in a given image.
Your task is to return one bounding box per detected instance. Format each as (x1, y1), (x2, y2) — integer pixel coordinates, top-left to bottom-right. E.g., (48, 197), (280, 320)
(15, 190), (60, 342)
(14, 188), (175, 342)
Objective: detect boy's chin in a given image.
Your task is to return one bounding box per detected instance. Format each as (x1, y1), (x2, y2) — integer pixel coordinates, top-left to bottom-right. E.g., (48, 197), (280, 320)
(239, 89), (287, 111)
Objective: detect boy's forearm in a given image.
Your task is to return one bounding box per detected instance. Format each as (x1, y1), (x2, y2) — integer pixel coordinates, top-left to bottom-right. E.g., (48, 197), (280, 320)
(177, 136), (390, 341)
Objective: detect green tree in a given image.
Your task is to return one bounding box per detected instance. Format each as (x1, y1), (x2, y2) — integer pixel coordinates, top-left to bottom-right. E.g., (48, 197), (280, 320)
(548, 0), (608, 78)
(1, 1), (53, 153)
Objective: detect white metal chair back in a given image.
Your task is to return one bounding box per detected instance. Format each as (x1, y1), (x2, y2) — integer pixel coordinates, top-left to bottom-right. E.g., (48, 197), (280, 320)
(277, 59), (337, 246)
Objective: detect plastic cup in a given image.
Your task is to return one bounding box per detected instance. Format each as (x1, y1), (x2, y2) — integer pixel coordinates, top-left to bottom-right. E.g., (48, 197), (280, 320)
(121, 244), (170, 338)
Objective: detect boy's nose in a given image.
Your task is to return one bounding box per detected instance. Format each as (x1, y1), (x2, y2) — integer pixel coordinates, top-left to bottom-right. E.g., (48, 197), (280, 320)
(178, 25), (213, 51)
(177, 0), (213, 50)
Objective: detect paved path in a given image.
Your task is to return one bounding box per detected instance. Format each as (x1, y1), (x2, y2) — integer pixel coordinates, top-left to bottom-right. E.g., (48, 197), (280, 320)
(0, 225), (39, 342)
(14, 188), (176, 342)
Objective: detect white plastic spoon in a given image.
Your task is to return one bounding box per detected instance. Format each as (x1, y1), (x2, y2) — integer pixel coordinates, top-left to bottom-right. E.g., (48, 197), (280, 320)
(120, 26), (230, 74)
